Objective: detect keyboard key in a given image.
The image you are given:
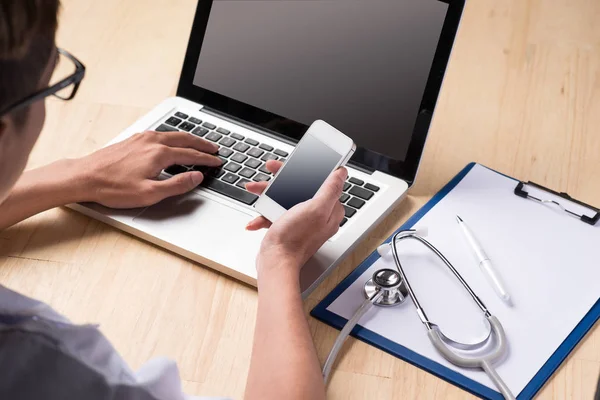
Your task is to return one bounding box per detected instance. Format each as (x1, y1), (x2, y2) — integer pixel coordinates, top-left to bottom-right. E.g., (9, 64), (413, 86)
(340, 193), (350, 203)
(259, 164), (272, 175)
(253, 173), (271, 182)
(165, 116), (182, 127)
(164, 165), (187, 175)
(175, 112), (189, 119)
(222, 173), (239, 184)
(344, 205), (357, 218)
(349, 177), (364, 186)
(178, 122), (196, 132)
(259, 143), (274, 151)
(231, 153), (248, 163)
(202, 122), (216, 130)
(245, 138), (259, 146)
(216, 127), (230, 135)
(188, 117), (202, 124)
(349, 185), (374, 200)
(156, 124), (178, 132)
(347, 197), (365, 209)
(203, 167), (225, 179)
(236, 178), (250, 189)
(192, 164), (220, 174)
(247, 148), (264, 158)
(224, 162), (242, 173)
(219, 137), (236, 147)
(274, 149), (289, 157)
(260, 153), (278, 162)
(343, 182), (351, 192)
(206, 132), (223, 142)
(244, 158), (261, 169)
(201, 178), (258, 205)
(191, 127), (209, 137)
(340, 218), (348, 227)
(365, 183), (380, 192)
(239, 167), (256, 179)
(233, 142), (250, 153)
(218, 148), (234, 158)
(231, 133), (244, 140)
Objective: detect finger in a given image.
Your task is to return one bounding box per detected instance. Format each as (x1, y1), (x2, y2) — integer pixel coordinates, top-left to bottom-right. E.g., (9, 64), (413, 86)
(164, 147), (223, 168)
(265, 160), (283, 174)
(245, 216), (272, 231)
(244, 161), (283, 193)
(153, 131), (219, 154)
(313, 167), (348, 211)
(330, 201), (345, 227)
(245, 181), (269, 195)
(148, 171), (204, 202)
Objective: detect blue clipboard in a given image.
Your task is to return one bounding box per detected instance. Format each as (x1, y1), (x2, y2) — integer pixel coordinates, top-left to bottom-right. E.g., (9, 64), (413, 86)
(311, 162), (600, 399)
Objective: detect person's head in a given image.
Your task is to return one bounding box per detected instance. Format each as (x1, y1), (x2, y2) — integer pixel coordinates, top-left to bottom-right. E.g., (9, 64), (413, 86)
(0, 0), (60, 204)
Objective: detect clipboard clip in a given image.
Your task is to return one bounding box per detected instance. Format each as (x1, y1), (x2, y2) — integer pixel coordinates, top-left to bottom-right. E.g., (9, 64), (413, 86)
(514, 181), (599, 226)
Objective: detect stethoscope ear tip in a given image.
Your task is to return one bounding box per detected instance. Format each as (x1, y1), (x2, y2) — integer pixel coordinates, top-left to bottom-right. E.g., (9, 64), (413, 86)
(377, 244), (392, 259)
(413, 226), (429, 237)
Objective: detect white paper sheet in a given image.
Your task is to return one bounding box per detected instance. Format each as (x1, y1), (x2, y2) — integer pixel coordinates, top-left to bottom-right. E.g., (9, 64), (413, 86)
(327, 164), (600, 395)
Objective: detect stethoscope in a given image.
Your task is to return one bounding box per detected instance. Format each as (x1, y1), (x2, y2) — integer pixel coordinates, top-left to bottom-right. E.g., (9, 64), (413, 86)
(322, 228), (516, 400)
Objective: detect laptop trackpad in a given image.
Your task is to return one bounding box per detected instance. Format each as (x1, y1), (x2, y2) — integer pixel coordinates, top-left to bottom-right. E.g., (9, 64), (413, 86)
(132, 191), (262, 261)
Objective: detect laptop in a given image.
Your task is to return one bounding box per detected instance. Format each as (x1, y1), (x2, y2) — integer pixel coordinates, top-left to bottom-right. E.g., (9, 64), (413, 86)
(69, 0), (464, 295)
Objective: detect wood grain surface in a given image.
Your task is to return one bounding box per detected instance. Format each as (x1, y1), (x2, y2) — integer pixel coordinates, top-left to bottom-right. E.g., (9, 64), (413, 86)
(1, 0), (598, 398)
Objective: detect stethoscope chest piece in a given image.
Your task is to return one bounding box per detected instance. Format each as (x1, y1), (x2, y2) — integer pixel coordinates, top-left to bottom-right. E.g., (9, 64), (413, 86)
(364, 268), (408, 307)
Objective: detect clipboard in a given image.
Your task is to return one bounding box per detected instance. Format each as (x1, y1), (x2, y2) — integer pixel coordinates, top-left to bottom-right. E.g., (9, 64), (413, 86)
(311, 162), (600, 399)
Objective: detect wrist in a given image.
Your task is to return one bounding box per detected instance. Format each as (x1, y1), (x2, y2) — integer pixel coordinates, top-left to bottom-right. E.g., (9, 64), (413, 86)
(48, 158), (95, 204)
(256, 250), (302, 284)
(257, 265), (301, 296)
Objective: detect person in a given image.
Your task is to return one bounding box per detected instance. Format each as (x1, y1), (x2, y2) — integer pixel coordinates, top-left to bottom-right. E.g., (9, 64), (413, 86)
(0, 1), (346, 399)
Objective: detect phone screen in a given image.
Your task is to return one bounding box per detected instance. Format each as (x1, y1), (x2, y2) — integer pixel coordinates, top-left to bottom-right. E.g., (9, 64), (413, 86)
(265, 133), (343, 210)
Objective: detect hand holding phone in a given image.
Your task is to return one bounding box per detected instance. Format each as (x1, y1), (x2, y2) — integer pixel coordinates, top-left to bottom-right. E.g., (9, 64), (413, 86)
(246, 162), (347, 271)
(253, 120), (355, 222)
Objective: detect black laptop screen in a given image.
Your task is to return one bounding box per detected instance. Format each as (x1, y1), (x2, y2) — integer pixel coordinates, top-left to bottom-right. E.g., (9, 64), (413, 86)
(192, 0), (449, 163)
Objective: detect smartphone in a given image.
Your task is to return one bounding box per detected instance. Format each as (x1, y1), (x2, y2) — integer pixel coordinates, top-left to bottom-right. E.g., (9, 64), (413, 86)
(254, 120), (356, 222)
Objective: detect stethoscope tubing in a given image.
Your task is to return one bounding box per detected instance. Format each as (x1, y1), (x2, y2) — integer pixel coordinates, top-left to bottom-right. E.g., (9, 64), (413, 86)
(322, 290), (382, 384)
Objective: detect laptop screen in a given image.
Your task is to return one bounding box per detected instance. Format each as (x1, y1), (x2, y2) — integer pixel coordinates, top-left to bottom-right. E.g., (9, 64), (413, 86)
(192, 0), (449, 164)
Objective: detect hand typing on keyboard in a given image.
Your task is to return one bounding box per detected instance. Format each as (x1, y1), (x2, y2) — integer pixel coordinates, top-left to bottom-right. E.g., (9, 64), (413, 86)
(246, 160), (347, 272)
(71, 130), (222, 208)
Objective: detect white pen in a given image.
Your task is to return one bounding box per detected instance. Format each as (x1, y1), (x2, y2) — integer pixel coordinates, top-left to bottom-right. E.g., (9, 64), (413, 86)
(456, 215), (512, 305)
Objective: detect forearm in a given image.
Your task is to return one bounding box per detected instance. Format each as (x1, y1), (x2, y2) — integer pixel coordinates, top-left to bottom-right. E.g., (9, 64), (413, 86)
(245, 261), (326, 400)
(0, 159), (88, 230)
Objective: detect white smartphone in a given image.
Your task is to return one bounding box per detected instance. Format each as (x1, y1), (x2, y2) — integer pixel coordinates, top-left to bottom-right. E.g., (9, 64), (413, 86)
(254, 120), (356, 222)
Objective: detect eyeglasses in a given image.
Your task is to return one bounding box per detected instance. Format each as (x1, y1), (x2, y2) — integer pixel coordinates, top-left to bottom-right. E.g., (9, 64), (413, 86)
(0, 48), (86, 117)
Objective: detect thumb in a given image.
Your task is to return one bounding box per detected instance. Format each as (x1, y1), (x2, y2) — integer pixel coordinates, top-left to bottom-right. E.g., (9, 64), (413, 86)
(150, 171), (204, 201)
(314, 167), (348, 210)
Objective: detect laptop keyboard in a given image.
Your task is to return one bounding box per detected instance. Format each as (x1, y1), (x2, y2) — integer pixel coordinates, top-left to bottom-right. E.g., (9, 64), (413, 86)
(158, 111), (380, 227)
(339, 177), (379, 226)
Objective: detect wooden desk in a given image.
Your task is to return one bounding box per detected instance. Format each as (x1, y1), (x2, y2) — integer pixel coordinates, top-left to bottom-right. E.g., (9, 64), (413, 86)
(1, 0), (599, 398)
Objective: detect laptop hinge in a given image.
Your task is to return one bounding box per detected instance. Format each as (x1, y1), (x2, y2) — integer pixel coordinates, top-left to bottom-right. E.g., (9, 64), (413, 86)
(347, 161), (375, 175)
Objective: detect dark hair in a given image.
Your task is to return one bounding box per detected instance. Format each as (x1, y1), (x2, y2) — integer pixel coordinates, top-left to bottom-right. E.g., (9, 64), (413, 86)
(0, 0), (60, 125)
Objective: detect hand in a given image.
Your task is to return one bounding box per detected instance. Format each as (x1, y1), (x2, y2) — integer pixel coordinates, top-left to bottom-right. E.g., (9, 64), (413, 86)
(246, 160), (347, 275)
(73, 130), (222, 208)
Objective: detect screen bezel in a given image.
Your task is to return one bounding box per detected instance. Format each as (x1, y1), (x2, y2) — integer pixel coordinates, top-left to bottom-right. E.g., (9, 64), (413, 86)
(177, 0), (465, 184)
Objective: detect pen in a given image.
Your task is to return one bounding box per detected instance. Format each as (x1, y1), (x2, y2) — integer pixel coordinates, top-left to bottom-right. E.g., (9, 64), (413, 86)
(456, 215), (512, 305)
